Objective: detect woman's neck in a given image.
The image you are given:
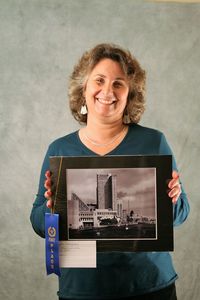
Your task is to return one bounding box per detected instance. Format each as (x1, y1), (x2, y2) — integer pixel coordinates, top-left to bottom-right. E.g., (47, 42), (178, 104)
(78, 117), (128, 156)
(85, 118), (125, 143)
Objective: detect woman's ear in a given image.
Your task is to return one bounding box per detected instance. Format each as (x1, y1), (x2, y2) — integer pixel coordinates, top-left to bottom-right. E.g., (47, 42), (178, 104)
(82, 86), (86, 97)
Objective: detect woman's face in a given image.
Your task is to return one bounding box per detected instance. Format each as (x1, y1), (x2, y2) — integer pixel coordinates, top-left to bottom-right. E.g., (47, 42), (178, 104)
(84, 58), (129, 123)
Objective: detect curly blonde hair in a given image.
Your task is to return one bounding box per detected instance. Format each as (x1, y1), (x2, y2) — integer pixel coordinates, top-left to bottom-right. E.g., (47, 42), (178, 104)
(68, 43), (146, 124)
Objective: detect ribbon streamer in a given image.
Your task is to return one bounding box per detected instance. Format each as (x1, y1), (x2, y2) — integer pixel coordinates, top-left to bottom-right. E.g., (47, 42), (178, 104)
(45, 156), (63, 276)
(45, 213), (61, 276)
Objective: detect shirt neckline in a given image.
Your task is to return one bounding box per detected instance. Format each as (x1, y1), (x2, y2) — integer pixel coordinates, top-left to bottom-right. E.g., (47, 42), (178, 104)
(75, 125), (131, 156)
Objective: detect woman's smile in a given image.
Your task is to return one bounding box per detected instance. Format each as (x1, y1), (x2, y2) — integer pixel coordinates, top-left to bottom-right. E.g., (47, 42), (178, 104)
(95, 94), (117, 105)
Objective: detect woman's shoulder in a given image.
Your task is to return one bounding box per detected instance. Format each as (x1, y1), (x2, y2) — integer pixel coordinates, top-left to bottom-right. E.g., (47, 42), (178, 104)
(129, 123), (164, 137)
(50, 131), (78, 144)
(47, 130), (79, 154)
(126, 124), (170, 154)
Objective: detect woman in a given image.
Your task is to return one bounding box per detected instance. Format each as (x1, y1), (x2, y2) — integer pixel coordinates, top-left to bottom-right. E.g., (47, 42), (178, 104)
(30, 43), (189, 300)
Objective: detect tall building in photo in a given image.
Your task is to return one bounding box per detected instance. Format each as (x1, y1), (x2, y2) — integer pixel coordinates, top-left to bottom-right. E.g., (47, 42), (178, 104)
(117, 199), (123, 218)
(97, 174), (117, 210)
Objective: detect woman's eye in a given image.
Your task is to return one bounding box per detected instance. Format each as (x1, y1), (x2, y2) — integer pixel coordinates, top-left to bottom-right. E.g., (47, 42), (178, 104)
(113, 81), (123, 88)
(95, 78), (104, 85)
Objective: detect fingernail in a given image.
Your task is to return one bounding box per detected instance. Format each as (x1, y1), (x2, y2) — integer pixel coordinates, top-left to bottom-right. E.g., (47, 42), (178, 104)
(45, 170), (51, 177)
(46, 180), (51, 187)
(174, 173), (179, 179)
(47, 191), (52, 196)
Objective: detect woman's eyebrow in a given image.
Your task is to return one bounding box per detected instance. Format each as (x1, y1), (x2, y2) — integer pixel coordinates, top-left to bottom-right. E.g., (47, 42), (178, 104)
(94, 73), (126, 80)
(115, 77), (126, 81)
(94, 73), (106, 78)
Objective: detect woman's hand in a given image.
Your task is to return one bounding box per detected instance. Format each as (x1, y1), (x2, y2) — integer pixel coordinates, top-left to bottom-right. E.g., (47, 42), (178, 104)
(168, 170), (181, 204)
(44, 170), (53, 209)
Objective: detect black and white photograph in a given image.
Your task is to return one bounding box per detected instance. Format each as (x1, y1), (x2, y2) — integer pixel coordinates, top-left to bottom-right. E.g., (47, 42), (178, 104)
(67, 168), (157, 240)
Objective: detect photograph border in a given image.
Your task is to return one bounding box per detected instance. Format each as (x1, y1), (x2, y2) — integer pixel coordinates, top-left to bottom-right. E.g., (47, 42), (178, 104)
(50, 155), (173, 251)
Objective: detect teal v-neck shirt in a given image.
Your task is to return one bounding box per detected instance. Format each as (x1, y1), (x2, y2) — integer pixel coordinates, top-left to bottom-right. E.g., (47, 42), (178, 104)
(30, 124), (189, 299)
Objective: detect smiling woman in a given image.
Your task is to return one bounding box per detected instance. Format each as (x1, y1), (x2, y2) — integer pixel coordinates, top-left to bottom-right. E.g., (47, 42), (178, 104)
(30, 43), (189, 300)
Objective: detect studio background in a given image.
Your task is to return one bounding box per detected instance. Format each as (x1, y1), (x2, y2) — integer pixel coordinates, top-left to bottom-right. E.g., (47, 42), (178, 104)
(0, 1), (199, 299)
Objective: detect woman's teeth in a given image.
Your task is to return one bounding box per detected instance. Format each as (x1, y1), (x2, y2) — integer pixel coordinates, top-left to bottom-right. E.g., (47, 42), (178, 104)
(96, 97), (116, 104)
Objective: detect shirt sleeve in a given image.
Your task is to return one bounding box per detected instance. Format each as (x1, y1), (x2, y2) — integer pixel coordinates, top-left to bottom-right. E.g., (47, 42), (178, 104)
(30, 146), (52, 238)
(159, 133), (190, 226)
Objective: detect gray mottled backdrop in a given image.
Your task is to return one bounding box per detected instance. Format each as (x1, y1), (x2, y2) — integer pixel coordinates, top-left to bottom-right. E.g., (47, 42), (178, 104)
(0, 0), (199, 299)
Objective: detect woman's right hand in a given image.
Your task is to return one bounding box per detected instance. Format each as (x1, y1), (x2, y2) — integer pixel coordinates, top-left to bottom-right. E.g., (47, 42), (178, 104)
(44, 170), (53, 209)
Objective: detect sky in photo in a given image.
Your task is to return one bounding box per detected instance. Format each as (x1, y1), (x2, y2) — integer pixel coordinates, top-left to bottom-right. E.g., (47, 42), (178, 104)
(67, 168), (156, 218)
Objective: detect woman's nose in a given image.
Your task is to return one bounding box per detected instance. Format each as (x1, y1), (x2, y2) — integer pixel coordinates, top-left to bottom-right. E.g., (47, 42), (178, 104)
(102, 83), (114, 98)
(97, 89), (115, 100)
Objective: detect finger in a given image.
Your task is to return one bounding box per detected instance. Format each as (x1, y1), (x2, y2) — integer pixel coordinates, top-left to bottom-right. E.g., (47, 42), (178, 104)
(44, 179), (51, 189)
(166, 171), (179, 187)
(45, 170), (51, 179)
(168, 177), (180, 189)
(172, 193), (180, 204)
(44, 190), (52, 199)
(168, 185), (181, 198)
(46, 199), (53, 209)
(172, 170), (179, 179)
(168, 171), (180, 189)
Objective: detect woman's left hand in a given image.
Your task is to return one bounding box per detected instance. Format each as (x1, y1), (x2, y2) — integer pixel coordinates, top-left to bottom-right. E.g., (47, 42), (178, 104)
(168, 170), (181, 204)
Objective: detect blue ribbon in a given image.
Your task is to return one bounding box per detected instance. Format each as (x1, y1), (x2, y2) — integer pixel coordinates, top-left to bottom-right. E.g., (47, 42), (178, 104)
(45, 213), (61, 276)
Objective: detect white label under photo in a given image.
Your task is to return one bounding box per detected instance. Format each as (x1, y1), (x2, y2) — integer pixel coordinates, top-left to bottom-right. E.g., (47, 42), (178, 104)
(59, 240), (96, 268)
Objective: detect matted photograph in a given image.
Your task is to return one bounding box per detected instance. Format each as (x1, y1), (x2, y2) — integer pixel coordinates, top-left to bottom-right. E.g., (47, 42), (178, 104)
(50, 155), (173, 251)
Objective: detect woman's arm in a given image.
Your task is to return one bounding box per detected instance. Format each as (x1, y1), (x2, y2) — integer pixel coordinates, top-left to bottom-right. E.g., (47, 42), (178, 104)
(30, 147), (51, 238)
(159, 134), (190, 226)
